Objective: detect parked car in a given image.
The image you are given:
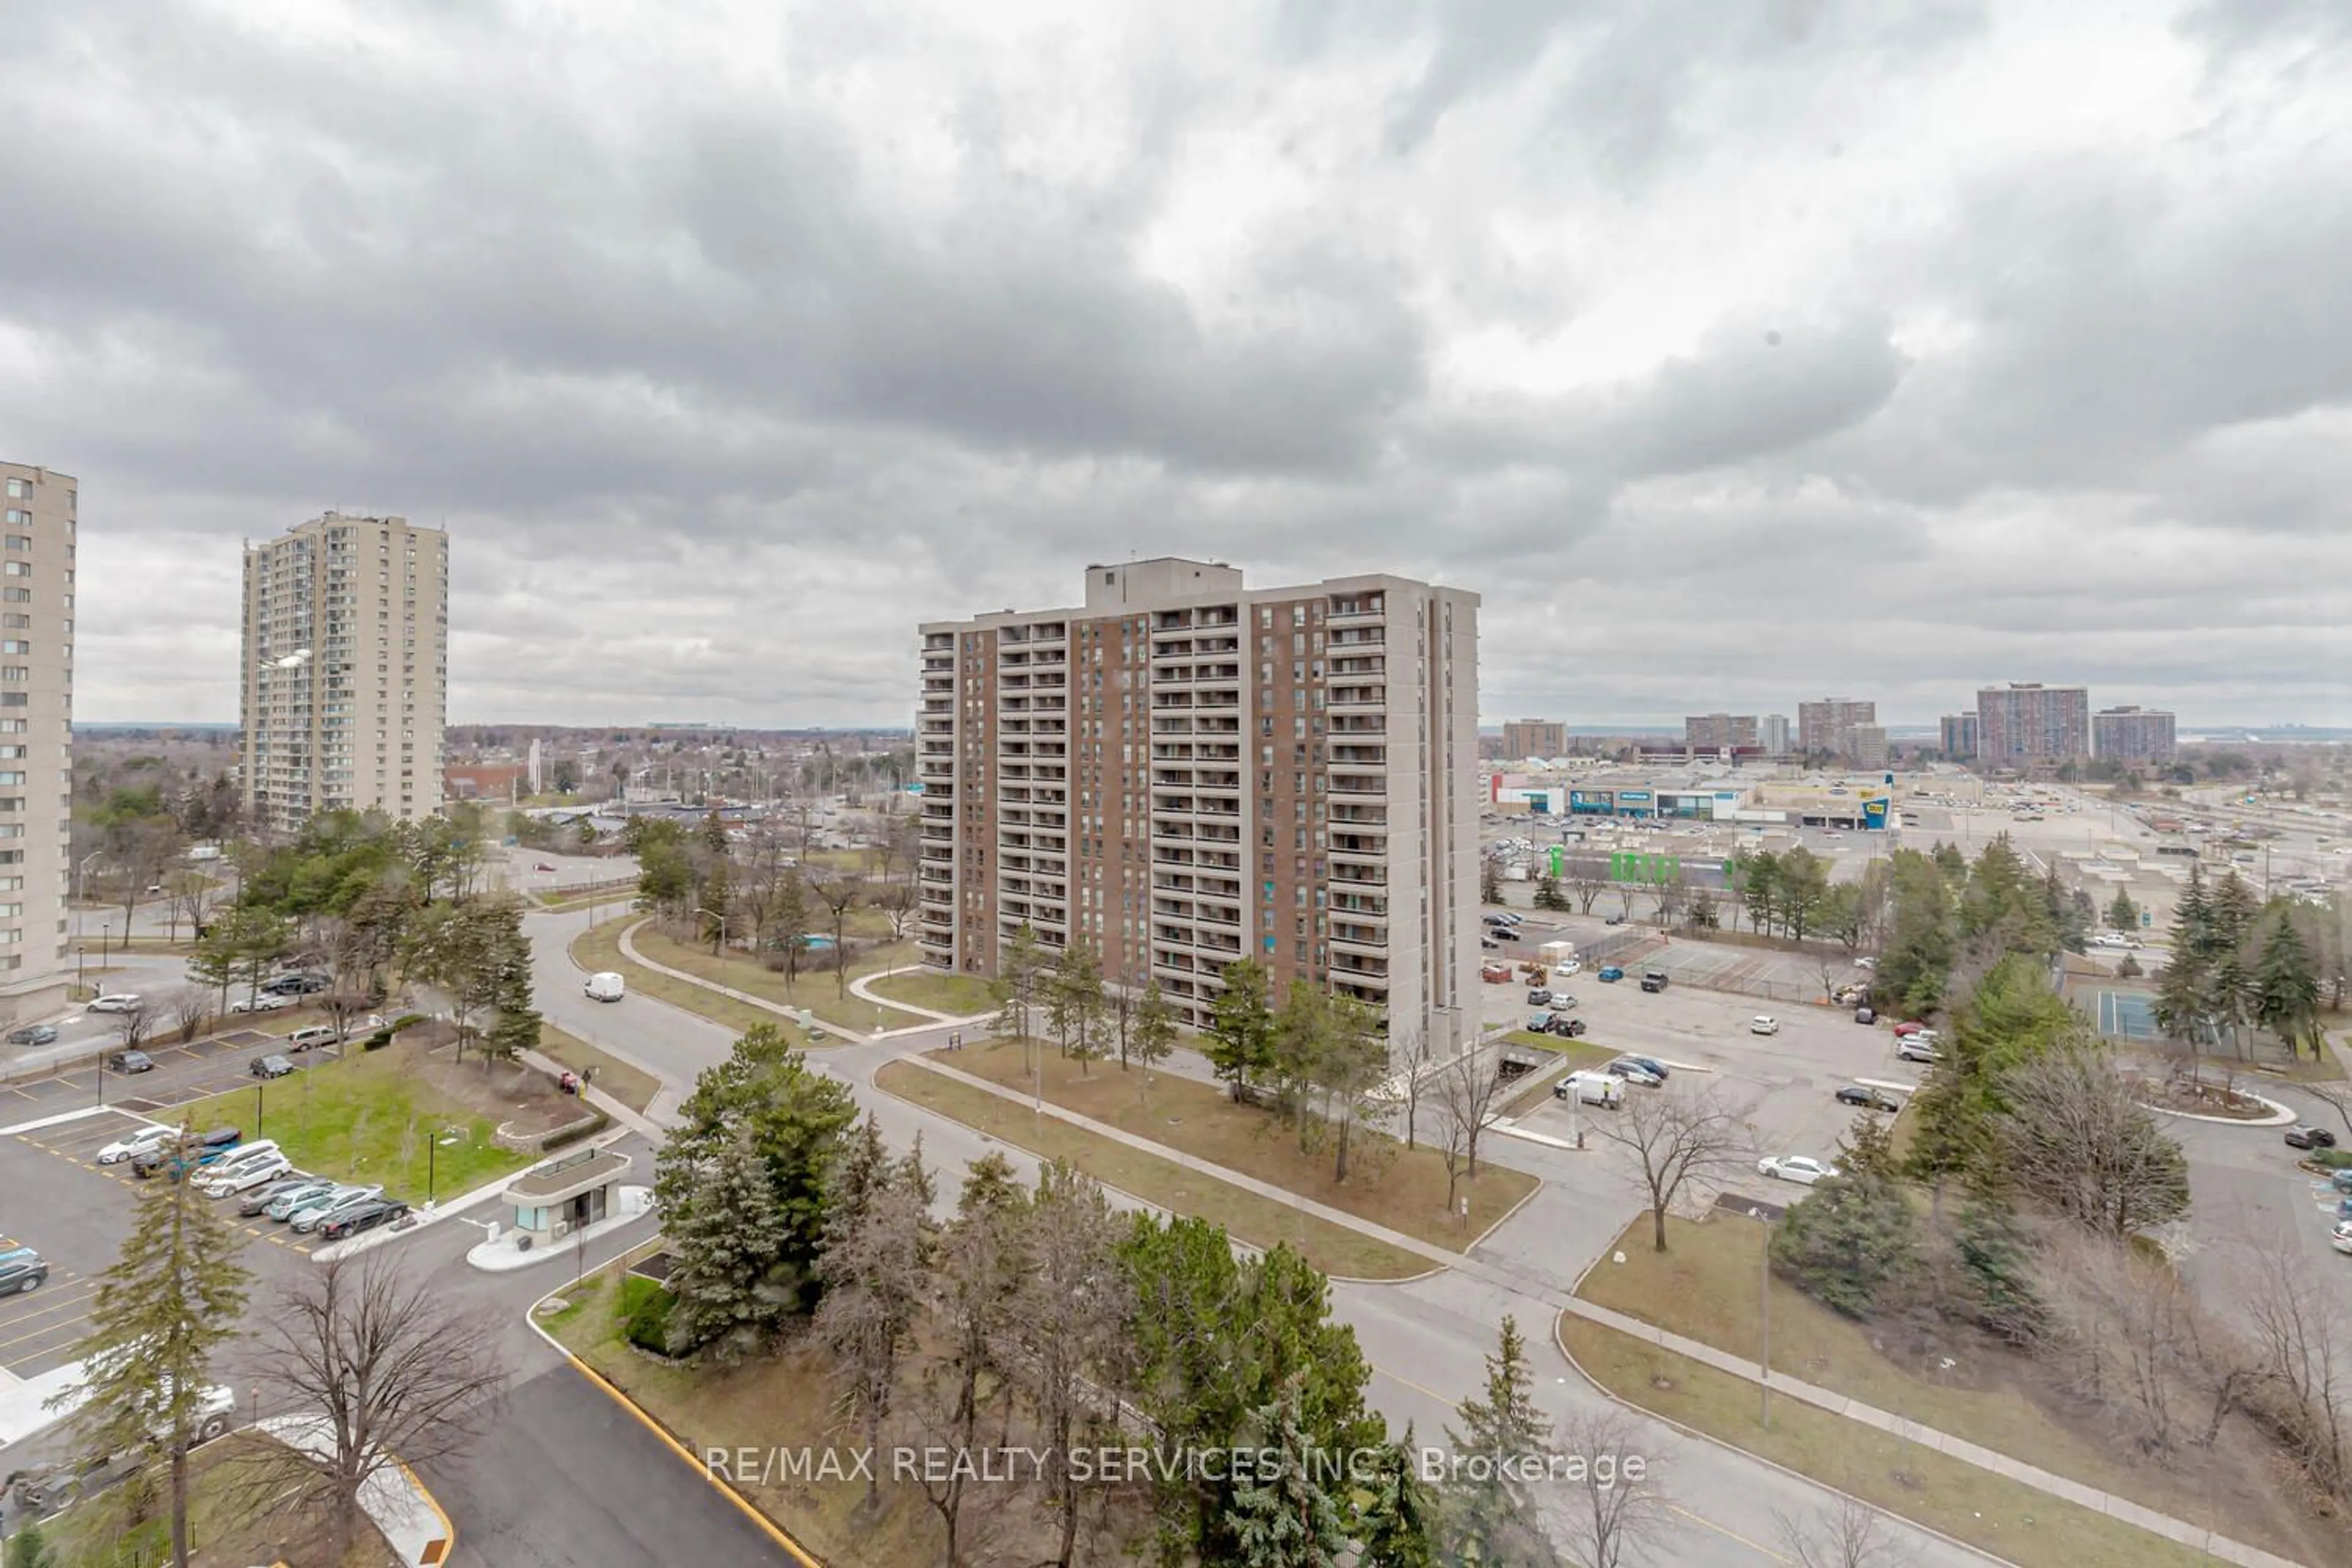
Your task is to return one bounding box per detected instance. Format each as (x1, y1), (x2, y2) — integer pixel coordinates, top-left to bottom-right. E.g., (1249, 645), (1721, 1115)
(230, 992), (295, 1014)
(1553, 960), (1582, 978)
(1548, 993), (1578, 1012)
(1545, 1016), (1589, 1038)
(265, 1180), (345, 1222)
(1638, 970), (1670, 993)
(1482, 914), (1516, 929)
(1480, 963), (1512, 984)
(1604, 914), (1626, 926)
(261, 973), (329, 995)
(1602, 1058), (1665, 1087)
(1892, 1020), (1929, 1038)
(107, 1050), (155, 1074)
(292, 1188), (387, 1235)
(1836, 1085), (1902, 1112)
(1750, 1016), (1779, 1036)
(1854, 1006), (1877, 1025)
(132, 1127), (243, 1180)
(1496, 911), (1524, 926)
(87, 994), (143, 1014)
(200, 1152), (292, 1198)
(1896, 1039), (1942, 1065)
(286, 1025), (341, 1053)
(1526, 987), (1551, 1007)
(1615, 1055), (1668, 1080)
(239, 1174), (321, 1217)
(317, 1198), (412, 1242)
(2286, 1125), (2339, 1151)
(97, 1124), (176, 1165)
(249, 1054), (295, 1080)
(1480, 937), (1501, 951)
(2333, 1220), (2352, 1257)
(0, 1246), (47, 1297)
(533, 861), (558, 872)
(1597, 965), (1625, 983)
(1855, 957), (1877, 970)
(1758, 1155), (1840, 1186)
(6, 1024), (58, 1046)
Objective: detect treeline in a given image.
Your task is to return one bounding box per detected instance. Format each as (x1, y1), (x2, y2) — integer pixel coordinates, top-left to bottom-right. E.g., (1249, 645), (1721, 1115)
(2154, 864), (2329, 1057)
(647, 1025), (1647, 1567)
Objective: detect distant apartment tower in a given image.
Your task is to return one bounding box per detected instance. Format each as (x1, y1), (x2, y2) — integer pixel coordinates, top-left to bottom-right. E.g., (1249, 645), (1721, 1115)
(1501, 718), (1564, 760)
(1797, 698), (1877, 760)
(916, 559), (1481, 1060)
(1760, 714), (1791, 756)
(1849, 725), (1890, 769)
(240, 513), (450, 835)
(1974, 683), (2090, 769)
(0, 462), (75, 1023)
(1683, 713), (1758, 751)
(2092, 706), (2176, 764)
(1939, 712), (1978, 759)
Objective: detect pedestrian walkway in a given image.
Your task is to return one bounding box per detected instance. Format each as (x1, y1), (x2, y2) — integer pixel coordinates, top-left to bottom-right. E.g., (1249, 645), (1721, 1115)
(520, 1047), (671, 1139)
(900, 1053), (2309, 1568)
(848, 967), (959, 1023)
(617, 921), (997, 1039)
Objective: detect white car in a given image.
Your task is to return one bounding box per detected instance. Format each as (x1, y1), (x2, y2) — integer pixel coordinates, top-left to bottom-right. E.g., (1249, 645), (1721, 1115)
(97, 1124), (176, 1165)
(2334, 1221), (2352, 1257)
(200, 1154), (292, 1197)
(87, 993), (143, 1013)
(1750, 1016), (1780, 1036)
(230, 992), (296, 1014)
(1553, 960), (1581, 978)
(1855, 957), (1876, 970)
(1758, 1155), (1840, 1186)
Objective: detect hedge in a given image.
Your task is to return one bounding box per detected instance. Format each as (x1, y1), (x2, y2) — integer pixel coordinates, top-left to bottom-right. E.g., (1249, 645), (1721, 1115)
(618, 1275), (676, 1355)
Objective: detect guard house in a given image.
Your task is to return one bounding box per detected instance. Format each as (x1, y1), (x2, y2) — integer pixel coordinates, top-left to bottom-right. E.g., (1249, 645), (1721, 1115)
(503, 1147), (631, 1246)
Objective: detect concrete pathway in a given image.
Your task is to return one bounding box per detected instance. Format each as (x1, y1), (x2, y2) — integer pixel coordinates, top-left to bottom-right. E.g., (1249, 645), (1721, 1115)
(520, 1046), (671, 1140)
(847, 967), (959, 1023)
(614, 919), (937, 1037)
(902, 1053), (2310, 1568)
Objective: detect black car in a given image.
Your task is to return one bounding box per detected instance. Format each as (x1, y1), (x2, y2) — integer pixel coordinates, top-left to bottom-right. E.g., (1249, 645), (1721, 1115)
(1547, 1016), (1589, 1038)
(1836, 1085), (1902, 1112)
(262, 973), (331, 995)
(1480, 937), (1501, 950)
(317, 1198), (411, 1242)
(1604, 914), (1626, 925)
(1526, 988), (1551, 1006)
(108, 1050), (156, 1074)
(6, 1024), (58, 1046)
(2286, 1126), (2339, 1151)
(250, 1054), (295, 1080)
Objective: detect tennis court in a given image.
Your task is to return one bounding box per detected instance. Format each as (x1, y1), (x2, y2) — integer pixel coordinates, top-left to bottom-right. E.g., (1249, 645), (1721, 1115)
(2095, 989), (2158, 1040)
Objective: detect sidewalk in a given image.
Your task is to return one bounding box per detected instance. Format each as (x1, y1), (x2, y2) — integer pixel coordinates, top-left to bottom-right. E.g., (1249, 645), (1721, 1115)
(616, 919), (938, 1038)
(900, 1054), (2307, 1568)
(251, 1414), (454, 1567)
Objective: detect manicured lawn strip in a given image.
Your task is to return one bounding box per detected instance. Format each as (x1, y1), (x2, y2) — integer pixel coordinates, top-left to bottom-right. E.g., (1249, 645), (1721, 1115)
(629, 925), (922, 1032)
(538, 1022), (662, 1113)
(547, 1264), (949, 1567)
(932, 1039), (1534, 1254)
(876, 1060), (1430, 1280)
(864, 965), (998, 1018)
(1577, 1216), (2317, 1558)
(570, 919), (818, 1043)
(1554, 1315), (2215, 1568)
(172, 1046), (532, 1205)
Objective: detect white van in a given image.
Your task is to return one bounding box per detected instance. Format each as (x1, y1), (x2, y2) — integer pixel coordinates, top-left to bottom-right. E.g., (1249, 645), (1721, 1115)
(1555, 1071), (1626, 1109)
(583, 972), (626, 1003)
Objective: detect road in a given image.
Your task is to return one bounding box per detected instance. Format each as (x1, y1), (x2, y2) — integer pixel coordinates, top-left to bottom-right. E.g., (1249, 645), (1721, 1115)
(516, 906), (1992, 1567)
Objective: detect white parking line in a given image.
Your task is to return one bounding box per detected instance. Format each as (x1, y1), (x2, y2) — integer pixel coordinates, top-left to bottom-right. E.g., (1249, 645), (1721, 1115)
(0, 1105), (116, 1138)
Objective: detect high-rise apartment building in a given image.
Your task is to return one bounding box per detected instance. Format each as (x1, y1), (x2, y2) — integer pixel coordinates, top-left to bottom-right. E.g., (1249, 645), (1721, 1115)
(1939, 712), (1978, 759)
(1760, 714), (1791, 756)
(0, 462), (75, 1025)
(1974, 683), (2090, 768)
(1500, 719), (1564, 760)
(916, 559), (1481, 1060)
(1683, 713), (1758, 750)
(1850, 725), (1890, 769)
(240, 513), (449, 835)
(2092, 706), (2176, 763)
(1797, 698), (1877, 760)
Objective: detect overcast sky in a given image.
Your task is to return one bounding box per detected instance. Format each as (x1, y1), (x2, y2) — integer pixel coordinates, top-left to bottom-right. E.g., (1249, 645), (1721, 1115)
(8, 0), (2348, 729)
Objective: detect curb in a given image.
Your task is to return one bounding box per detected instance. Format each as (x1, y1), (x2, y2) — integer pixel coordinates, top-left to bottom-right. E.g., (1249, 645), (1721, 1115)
(525, 1262), (827, 1568)
(1547, 1311), (2021, 1568)
(2139, 1093), (2297, 1127)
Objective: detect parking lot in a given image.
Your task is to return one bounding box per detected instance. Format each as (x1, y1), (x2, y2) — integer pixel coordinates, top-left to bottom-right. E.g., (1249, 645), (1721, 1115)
(0, 1110), (328, 1382)
(1507, 975), (1932, 1204)
(0, 1025), (324, 1126)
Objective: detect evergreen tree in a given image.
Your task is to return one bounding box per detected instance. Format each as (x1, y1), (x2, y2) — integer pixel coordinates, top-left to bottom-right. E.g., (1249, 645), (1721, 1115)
(1047, 942), (1107, 1071)
(989, 923), (1047, 1043)
(1441, 1316), (1553, 1565)
(1532, 875), (1569, 913)
(1770, 1163), (1921, 1318)
(1223, 1378), (1350, 1568)
(2205, 944), (2258, 1055)
(1951, 1199), (2043, 1344)
(2107, 890), (2141, 933)
(2253, 907), (2323, 1057)
(479, 903), (540, 1065)
(827, 1114), (894, 1242)
(65, 1128), (254, 1568)
(1354, 1426), (1438, 1568)
(662, 1125), (794, 1358)
(1205, 959), (1276, 1102)
(1133, 979), (1178, 1104)
(2209, 872), (2261, 956)
(1877, 850), (1959, 1017)
(6, 1521), (56, 1568)
(1479, 861), (1502, 905)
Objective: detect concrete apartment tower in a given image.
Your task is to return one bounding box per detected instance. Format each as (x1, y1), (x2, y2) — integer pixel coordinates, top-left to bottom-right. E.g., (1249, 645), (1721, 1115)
(0, 462), (75, 1025)
(239, 513), (449, 836)
(916, 559), (1482, 1061)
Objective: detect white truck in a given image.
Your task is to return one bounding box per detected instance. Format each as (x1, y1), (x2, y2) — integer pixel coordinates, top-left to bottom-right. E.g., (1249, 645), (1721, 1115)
(1539, 940), (1577, 968)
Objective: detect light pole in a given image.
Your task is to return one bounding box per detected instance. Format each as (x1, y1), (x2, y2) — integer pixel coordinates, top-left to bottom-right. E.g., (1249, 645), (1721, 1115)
(695, 905), (729, 957)
(426, 1124), (462, 1206)
(75, 944), (85, 996)
(101, 922), (113, 967)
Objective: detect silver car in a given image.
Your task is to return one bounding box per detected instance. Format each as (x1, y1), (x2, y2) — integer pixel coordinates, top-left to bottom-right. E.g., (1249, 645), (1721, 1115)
(290, 1186), (385, 1234)
(265, 1180), (343, 1222)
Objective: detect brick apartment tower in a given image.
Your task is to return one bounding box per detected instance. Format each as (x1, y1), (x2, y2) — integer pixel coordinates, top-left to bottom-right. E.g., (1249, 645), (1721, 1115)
(239, 514), (449, 836)
(916, 559), (1482, 1061)
(0, 462), (75, 1025)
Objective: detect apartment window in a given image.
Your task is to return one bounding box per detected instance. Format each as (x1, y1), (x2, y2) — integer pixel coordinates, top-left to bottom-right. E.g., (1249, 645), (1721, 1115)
(2, 480), (23, 499)
(0, 642), (25, 655)
(4, 537), (28, 552)
(1, 590), (23, 604)
(2, 564), (27, 579)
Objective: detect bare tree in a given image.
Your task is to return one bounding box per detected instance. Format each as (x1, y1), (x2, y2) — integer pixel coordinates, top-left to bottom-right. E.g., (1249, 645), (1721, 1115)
(1393, 1027), (1431, 1152)
(2242, 1230), (2352, 1500)
(1773, 1494), (1900, 1568)
(1989, 1042), (2190, 1239)
(807, 871), (867, 998)
(813, 1177), (931, 1514)
(1008, 1163), (1131, 1568)
(241, 1254), (506, 1559)
(1567, 861), (1609, 917)
(910, 1153), (1028, 1567)
(1433, 1042), (1509, 1182)
(1586, 1083), (1755, 1253)
(111, 999), (155, 1055)
(876, 878), (921, 942)
(2303, 1082), (2352, 1145)
(1550, 1407), (1671, 1568)
(164, 869), (219, 943)
(170, 988), (209, 1045)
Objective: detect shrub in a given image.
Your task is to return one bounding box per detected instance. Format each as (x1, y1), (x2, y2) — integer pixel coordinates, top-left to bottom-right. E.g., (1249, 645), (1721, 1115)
(362, 1030), (394, 1052)
(1770, 1170), (1923, 1318)
(2306, 1148), (2352, 1171)
(618, 1275), (677, 1355)
(390, 1012), (429, 1033)
(541, 1110), (610, 1152)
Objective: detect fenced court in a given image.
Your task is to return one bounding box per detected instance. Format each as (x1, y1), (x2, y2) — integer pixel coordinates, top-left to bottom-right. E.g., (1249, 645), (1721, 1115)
(2095, 989), (2159, 1041)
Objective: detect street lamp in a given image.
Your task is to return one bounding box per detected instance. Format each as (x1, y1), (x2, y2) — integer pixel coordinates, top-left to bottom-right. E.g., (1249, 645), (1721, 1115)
(695, 905), (729, 956)
(101, 922), (113, 967)
(425, 1124), (462, 1207)
(75, 944), (85, 996)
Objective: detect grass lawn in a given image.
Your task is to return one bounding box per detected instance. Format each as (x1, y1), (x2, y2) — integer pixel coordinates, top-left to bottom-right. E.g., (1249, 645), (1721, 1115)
(875, 1060), (1430, 1279)
(629, 924), (924, 1031)
(1555, 1316), (2215, 1568)
(547, 1257), (1086, 1567)
(865, 965), (998, 1018)
(570, 919), (821, 1044)
(933, 1038), (1535, 1254)
(538, 1022), (663, 1114)
(46, 1429), (403, 1567)
(171, 1040), (536, 1205)
(1577, 1215), (2340, 1564)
